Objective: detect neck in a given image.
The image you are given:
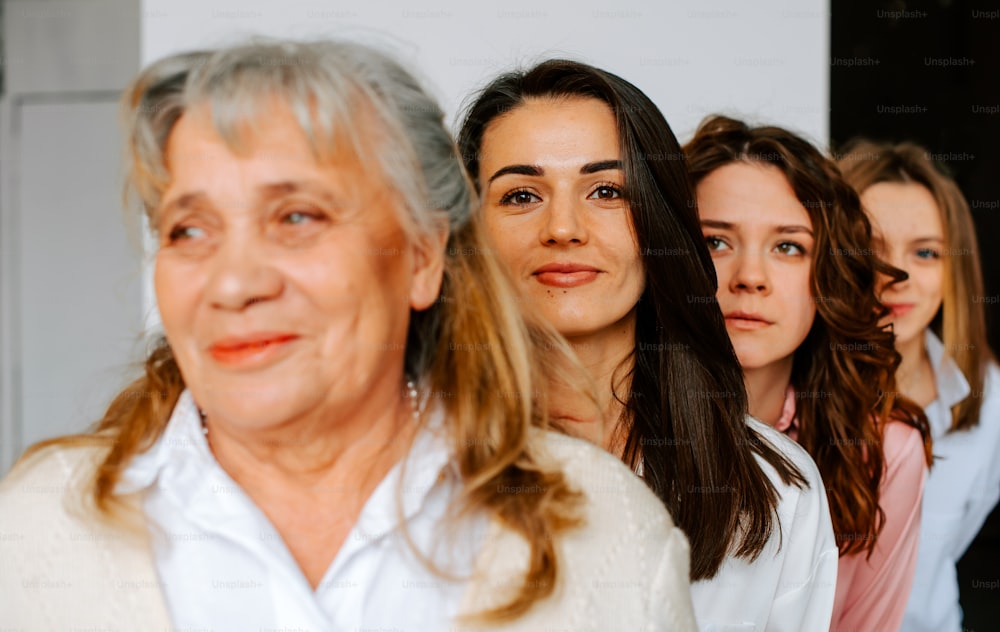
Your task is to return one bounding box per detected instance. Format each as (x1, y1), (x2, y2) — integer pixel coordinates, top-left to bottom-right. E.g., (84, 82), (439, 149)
(549, 315), (636, 454)
(743, 357), (794, 426)
(896, 332), (928, 379)
(894, 331), (931, 398)
(204, 379), (416, 502)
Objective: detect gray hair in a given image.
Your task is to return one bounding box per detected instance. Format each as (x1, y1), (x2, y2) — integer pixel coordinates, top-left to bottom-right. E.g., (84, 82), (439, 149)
(124, 38), (473, 241)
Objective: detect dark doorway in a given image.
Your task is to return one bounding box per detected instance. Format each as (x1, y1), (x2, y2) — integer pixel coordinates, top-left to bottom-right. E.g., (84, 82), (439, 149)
(831, 1), (1000, 630)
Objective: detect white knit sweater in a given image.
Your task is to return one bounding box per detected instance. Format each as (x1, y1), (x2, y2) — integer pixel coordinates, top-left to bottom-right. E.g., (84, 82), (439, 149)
(0, 430), (696, 631)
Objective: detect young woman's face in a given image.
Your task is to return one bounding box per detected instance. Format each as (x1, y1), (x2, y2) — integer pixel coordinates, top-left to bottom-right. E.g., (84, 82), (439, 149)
(477, 97), (645, 339)
(861, 182), (944, 347)
(698, 162), (817, 371)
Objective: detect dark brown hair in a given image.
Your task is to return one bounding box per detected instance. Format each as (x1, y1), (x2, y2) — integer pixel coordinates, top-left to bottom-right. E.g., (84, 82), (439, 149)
(684, 115), (932, 556)
(458, 61), (807, 580)
(838, 139), (994, 432)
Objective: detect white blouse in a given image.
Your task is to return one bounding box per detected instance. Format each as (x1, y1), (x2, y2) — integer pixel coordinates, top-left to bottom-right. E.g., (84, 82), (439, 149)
(117, 389), (488, 632)
(902, 331), (1000, 632)
(690, 417), (839, 632)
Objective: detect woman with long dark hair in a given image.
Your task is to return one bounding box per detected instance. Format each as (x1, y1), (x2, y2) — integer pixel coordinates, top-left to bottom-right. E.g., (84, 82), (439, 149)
(685, 115), (933, 632)
(839, 141), (1000, 632)
(459, 61), (838, 630)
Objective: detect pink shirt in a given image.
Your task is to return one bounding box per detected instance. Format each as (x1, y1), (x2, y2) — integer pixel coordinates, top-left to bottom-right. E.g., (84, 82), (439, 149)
(775, 385), (926, 632)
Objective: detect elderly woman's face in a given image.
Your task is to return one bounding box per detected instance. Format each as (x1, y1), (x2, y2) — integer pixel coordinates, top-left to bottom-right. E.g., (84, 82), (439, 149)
(153, 101), (445, 427)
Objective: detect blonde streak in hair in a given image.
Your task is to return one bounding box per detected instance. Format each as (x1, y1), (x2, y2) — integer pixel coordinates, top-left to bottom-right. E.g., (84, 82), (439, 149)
(938, 179), (989, 430)
(451, 232), (529, 488)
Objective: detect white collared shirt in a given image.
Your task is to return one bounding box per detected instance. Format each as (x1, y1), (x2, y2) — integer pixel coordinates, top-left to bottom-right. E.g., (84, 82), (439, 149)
(690, 417), (839, 632)
(117, 390), (487, 632)
(902, 331), (1000, 632)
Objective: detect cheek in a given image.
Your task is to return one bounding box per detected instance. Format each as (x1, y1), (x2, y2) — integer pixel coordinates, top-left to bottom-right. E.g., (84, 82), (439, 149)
(710, 258), (735, 296)
(786, 266), (816, 332)
(153, 256), (199, 330)
(917, 266), (945, 304)
(488, 233), (528, 278)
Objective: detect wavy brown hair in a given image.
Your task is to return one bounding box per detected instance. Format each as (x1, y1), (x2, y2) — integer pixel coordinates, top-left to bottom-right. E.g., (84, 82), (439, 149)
(684, 115), (932, 557)
(18, 40), (588, 623)
(458, 61), (807, 580)
(838, 139), (994, 432)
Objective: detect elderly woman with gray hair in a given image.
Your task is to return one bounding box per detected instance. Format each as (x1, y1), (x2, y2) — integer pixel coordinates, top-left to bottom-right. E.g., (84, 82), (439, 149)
(0, 40), (695, 630)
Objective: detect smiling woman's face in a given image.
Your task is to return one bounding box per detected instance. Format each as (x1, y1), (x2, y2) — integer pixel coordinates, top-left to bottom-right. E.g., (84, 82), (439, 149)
(861, 181), (944, 348)
(477, 97), (645, 340)
(153, 101), (445, 428)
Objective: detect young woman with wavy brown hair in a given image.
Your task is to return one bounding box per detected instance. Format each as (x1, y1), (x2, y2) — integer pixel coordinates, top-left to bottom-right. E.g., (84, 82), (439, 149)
(685, 115), (933, 632)
(839, 140), (1000, 632)
(0, 40), (697, 631)
(459, 60), (838, 631)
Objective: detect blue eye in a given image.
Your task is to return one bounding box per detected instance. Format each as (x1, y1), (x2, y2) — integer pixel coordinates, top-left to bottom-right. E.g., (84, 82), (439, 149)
(499, 190), (541, 206)
(282, 210), (319, 225)
(916, 248), (940, 260)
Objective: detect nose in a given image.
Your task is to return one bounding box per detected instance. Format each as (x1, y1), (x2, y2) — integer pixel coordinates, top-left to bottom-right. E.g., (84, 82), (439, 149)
(878, 245), (910, 293)
(205, 234), (284, 311)
(729, 248), (770, 294)
(539, 193), (588, 246)
(883, 246), (909, 279)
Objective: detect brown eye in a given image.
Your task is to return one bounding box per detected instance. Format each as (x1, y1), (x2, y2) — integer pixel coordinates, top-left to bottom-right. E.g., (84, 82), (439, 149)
(775, 241), (806, 256)
(704, 236), (728, 252)
(499, 190), (541, 206)
(588, 185), (622, 200)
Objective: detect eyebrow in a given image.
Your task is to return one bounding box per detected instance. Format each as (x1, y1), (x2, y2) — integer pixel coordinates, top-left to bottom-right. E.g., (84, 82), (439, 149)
(487, 160), (623, 184)
(700, 219), (814, 236)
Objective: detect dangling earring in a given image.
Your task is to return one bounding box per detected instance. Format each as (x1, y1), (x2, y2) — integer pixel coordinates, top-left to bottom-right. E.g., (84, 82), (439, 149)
(406, 378), (421, 421)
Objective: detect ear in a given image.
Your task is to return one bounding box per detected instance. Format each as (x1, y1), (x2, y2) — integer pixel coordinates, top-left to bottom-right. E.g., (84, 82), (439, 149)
(409, 219), (450, 312)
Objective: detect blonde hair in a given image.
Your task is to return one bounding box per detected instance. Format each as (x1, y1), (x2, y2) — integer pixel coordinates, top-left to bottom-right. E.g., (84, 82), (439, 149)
(838, 140), (993, 431)
(21, 39), (587, 623)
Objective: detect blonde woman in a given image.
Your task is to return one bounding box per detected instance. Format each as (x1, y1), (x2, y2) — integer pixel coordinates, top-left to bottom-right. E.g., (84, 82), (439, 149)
(840, 141), (1000, 632)
(0, 40), (696, 631)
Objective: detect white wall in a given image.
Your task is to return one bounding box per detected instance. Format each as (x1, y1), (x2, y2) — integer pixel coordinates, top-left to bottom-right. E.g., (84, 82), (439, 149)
(141, 0), (830, 142)
(0, 0), (142, 474)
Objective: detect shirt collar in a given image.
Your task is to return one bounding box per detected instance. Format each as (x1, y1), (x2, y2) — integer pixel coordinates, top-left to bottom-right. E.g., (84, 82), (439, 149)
(925, 329), (971, 407)
(115, 389), (210, 496)
(116, 389), (456, 532)
(924, 329), (971, 436)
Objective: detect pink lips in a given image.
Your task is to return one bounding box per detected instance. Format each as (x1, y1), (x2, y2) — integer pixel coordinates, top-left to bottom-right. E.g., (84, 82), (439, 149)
(208, 332), (300, 367)
(533, 262), (600, 288)
(724, 310), (773, 331)
(884, 303), (915, 318)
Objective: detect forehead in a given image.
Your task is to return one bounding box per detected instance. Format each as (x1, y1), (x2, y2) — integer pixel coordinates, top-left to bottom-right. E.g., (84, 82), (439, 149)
(166, 98), (375, 167)
(697, 162), (812, 229)
(861, 182), (942, 237)
(479, 96), (619, 167)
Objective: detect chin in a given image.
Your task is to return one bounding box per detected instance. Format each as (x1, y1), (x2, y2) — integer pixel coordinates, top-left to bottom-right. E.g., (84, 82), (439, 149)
(194, 379), (310, 424)
(732, 346), (787, 372)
